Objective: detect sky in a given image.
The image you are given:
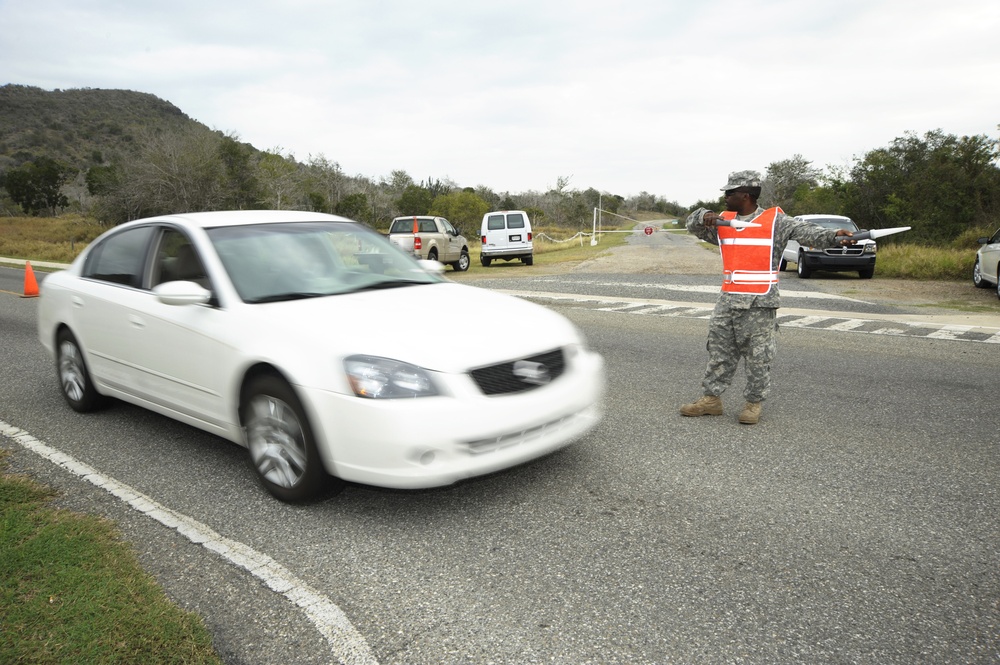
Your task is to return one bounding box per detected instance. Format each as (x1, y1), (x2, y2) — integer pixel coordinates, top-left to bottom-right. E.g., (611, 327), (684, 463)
(1, 0), (998, 206)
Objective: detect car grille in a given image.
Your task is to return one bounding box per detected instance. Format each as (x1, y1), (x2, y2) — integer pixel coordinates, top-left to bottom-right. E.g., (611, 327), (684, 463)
(822, 246), (865, 256)
(469, 348), (565, 396)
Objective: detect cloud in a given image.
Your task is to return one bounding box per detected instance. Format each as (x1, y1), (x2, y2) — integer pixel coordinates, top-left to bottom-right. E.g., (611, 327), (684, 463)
(2, 0), (998, 204)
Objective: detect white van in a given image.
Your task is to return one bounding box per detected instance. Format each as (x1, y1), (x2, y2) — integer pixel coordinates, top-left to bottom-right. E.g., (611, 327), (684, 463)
(480, 210), (533, 266)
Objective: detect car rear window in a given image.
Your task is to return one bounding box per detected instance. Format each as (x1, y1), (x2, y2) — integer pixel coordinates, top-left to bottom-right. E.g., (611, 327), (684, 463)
(506, 213), (526, 229)
(487, 215), (506, 230)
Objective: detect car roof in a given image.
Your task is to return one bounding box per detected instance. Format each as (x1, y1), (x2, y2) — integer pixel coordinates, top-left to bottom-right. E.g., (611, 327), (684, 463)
(123, 210), (358, 229)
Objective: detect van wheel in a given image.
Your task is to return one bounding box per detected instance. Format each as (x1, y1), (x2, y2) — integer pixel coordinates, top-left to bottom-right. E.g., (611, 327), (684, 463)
(523, 255), (533, 266)
(480, 256), (492, 267)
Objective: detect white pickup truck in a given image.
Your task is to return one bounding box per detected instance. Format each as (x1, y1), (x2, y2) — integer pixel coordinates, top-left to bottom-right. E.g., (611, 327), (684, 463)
(388, 216), (470, 271)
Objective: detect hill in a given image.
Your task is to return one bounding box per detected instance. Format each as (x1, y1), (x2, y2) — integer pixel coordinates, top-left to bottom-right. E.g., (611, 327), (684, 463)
(0, 84), (217, 174)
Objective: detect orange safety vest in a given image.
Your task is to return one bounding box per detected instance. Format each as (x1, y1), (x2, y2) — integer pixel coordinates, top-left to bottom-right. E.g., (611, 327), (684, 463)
(717, 207), (781, 294)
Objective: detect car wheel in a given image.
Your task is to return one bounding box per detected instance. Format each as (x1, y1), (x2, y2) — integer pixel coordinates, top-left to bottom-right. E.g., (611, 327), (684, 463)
(796, 251), (811, 278)
(56, 329), (106, 412)
(973, 257), (989, 288)
(453, 249), (470, 271)
(523, 255), (534, 266)
(778, 258), (788, 272)
(480, 255), (492, 267)
(426, 248), (438, 262)
(859, 267), (874, 279)
(242, 375), (334, 502)
(996, 265), (1000, 300)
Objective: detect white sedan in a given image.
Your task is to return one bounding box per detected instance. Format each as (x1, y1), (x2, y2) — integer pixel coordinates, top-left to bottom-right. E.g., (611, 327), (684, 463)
(37, 211), (605, 501)
(973, 226), (1000, 298)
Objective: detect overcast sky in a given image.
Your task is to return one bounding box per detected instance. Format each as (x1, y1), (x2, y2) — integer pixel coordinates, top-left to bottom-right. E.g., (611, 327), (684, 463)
(1, 0), (998, 205)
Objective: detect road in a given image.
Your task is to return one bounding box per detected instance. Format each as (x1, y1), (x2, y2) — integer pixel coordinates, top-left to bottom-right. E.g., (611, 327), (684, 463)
(2, 260), (999, 664)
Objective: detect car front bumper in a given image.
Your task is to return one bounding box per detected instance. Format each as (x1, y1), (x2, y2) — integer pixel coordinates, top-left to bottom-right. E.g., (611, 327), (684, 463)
(800, 251), (876, 271)
(298, 349), (605, 489)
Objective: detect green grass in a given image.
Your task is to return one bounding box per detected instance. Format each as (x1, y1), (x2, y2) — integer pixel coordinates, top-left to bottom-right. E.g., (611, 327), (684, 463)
(0, 451), (223, 665)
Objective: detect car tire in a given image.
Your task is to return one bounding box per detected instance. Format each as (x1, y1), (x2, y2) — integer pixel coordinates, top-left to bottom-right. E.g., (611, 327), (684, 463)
(453, 250), (470, 272)
(55, 328), (106, 412)
(426, 248), (438, 262)
(480, 255), (492, 267)
(241, 374), (338, 502)
(973, 257), (990, 288)
(778, 258), (788, 272)
(796, 251), (811, 278)
(523, 255), (533, 266)
(859, 267), (874, 279)
(996, 265), (1000, 300)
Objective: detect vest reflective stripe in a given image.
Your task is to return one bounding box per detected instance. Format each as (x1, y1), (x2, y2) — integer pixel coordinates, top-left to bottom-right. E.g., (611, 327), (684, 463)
(719, 238), (772, 246)
(717, 208), (781, 294)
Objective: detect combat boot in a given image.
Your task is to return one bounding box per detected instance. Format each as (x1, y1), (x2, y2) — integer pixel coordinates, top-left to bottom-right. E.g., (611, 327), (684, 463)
(680, 395), (723, 417)
(739, 402), (762, 425)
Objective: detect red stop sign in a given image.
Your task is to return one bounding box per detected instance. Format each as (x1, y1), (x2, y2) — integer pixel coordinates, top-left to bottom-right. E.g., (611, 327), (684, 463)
(644, 226), (654, 236)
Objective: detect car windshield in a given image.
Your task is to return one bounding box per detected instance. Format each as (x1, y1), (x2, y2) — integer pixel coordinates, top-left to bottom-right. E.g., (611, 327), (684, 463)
(207, 222), (441, 303)
(810, 217), (859, 232)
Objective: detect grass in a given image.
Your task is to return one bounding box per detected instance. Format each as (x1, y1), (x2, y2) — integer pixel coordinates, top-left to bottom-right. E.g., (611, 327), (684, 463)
(0, 451), (223, 664)
(0, 214), (107, 263)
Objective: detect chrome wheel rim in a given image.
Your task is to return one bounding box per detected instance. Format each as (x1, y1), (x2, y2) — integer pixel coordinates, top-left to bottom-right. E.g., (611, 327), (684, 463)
(58, 340), (86, 402)
(246, 395), (307, 488)
(974, 260), (982, 285)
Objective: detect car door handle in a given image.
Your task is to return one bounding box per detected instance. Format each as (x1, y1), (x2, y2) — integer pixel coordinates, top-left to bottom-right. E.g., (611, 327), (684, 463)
(72, 296), (85, 308)
(128, 314), (146, 330)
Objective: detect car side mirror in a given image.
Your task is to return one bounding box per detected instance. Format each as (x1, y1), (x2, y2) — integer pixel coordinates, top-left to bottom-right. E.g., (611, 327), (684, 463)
(154, 280), (212, 306)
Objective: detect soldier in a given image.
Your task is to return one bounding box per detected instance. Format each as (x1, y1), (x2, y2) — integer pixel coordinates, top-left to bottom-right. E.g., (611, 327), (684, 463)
(680, 170), (856, 424)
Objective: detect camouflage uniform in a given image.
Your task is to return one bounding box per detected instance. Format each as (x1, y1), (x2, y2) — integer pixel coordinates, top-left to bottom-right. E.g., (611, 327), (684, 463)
(686, 206), (840, 402)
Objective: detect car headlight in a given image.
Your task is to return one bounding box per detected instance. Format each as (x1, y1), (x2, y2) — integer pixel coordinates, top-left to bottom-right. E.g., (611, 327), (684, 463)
(864, 242), (877, 254)
(344, 355), (439, 399)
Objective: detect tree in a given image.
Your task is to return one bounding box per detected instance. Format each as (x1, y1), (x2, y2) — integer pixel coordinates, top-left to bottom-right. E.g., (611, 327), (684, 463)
(395, 184), (434, 215)
(1, 156), (75, 215)
(335, 192), (370, 222)
(428, 190), (490, 233)
(256, 149), (300, 210)
(843, 130), (1000, 242)
(218, 133), (262, 209)
(762, 155), (821, 211)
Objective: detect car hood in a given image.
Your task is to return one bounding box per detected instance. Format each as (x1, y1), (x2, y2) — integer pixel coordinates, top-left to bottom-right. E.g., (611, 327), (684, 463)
(245, 281), (582, 374)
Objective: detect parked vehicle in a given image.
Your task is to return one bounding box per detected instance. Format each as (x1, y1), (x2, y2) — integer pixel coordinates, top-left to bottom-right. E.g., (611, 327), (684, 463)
(973, 226), (1000, 299)
(388, 216), (470, 271)
(481, 210), (533, 266)
(37, 211), (605, 502)
(780, 214), (877, 279)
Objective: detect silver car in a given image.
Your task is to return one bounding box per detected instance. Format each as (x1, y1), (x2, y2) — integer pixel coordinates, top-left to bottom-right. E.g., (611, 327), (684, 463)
(973, 227), (1000, 299)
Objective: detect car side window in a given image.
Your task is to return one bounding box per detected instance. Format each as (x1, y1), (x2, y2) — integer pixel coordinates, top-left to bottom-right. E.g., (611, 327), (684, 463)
(154, 228), (209, 288)
(82, 226), (155, 288)
(507, 214), (526, 229)
(992, 228), (1000, 244)
(441, 219), (457, 235)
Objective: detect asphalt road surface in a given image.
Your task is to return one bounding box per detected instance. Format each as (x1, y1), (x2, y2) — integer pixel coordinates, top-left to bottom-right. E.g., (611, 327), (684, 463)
(2, 261), (999, 664)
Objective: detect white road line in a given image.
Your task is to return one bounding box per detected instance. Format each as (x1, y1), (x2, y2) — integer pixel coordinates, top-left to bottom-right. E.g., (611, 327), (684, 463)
(0, 420), (379, 665)
(926, 325), (974, 340)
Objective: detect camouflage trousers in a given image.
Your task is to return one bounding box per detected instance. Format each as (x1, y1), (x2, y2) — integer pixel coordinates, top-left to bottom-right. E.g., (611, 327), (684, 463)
(700, 304), (778, 402)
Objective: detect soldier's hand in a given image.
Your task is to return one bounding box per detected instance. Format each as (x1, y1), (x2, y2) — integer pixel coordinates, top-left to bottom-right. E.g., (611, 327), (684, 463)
(703, 212), (720, 227)
(835, 229), (856, 246)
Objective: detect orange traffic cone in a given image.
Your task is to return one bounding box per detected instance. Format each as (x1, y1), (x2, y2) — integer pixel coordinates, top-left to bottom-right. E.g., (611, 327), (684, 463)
(22, 261), (39, 298)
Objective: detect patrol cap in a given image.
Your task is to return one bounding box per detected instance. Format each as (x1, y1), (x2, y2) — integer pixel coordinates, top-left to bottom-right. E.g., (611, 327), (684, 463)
(721, 170), (762, 191)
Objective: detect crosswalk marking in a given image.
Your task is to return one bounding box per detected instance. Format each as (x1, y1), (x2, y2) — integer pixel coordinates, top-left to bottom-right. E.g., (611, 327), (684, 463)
(510, 292), (1000, 345)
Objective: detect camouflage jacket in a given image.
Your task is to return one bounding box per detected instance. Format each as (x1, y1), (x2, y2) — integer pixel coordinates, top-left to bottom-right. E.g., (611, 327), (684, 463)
(686, 206), (841, 309)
